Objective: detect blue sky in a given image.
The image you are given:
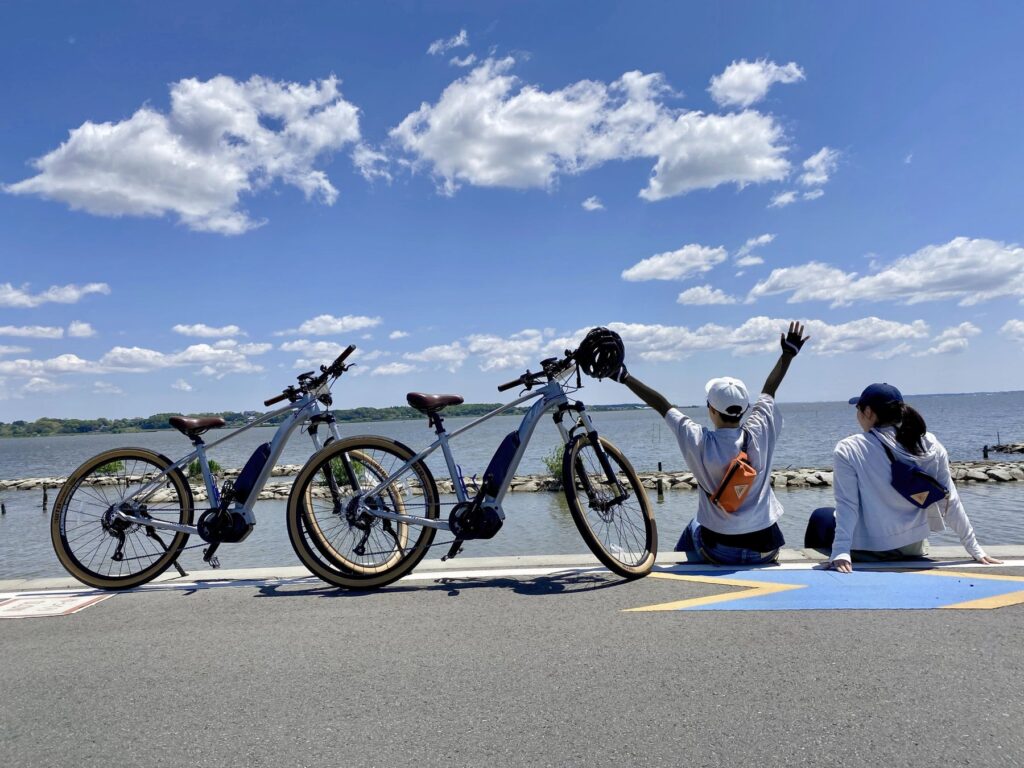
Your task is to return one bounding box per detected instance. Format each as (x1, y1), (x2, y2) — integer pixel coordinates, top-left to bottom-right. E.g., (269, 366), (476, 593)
(2, 1), (1023, 421)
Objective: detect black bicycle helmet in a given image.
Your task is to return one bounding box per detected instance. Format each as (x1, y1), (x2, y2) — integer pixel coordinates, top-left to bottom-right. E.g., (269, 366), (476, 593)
(576, 327), (625, 379)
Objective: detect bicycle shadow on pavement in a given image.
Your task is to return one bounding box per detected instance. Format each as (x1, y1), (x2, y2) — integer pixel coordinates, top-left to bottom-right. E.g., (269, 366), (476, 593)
(253, 569), (623, 600)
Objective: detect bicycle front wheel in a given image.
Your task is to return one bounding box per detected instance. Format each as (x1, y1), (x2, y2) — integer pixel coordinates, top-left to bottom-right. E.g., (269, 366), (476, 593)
(286, 436), (439, 589)
(563, 435), (657, 578)
(51, 448), (193, 590)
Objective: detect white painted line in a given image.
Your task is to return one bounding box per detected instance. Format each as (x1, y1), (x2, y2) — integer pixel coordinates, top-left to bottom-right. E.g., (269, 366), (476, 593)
(3, 559), (1023, 600)
(0, 594), (112, 619)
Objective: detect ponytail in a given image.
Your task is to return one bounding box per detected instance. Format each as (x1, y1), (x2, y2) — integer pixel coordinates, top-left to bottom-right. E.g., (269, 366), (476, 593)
(871, 401), (927, 455)
(895, 404), (927, 456)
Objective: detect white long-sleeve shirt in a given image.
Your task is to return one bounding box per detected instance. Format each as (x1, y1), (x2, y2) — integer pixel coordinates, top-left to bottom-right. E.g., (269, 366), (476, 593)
(831, 427), (987, 563)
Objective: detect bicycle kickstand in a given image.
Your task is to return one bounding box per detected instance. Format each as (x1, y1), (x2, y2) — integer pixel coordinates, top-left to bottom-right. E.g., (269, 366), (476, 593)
(146, 526), (188, 577)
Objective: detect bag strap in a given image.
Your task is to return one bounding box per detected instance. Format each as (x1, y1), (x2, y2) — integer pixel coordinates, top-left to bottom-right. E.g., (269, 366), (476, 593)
(869, 430), (898, 464)
(697, 428), (749, 499)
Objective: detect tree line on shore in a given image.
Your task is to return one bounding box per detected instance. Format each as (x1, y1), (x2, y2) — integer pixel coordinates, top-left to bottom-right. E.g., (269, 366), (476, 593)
(0, 403), (646, 438)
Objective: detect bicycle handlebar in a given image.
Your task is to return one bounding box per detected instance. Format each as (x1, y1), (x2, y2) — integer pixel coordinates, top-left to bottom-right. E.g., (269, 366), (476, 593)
(264, 344), (357, 406)
(496, 351), (577, 393)
(264, 391), (290, 407)
(497, 377), (524, 392)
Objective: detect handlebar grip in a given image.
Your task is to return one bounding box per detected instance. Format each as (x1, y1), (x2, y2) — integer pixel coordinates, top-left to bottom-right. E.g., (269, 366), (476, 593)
(337, 344), (356, 364)
(264, 392), (289, 407)
(497, 378), (523, 392)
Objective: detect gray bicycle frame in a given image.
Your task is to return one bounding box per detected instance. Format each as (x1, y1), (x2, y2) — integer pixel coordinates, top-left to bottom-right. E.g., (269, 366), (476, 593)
(112, 381), (342, 535)
(358, 377), (600, 532)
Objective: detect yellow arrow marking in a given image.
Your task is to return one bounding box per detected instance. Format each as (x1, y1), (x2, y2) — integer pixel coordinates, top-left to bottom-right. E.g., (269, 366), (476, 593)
(624, 571), (806, 612)
(913, 569), (1024, 610)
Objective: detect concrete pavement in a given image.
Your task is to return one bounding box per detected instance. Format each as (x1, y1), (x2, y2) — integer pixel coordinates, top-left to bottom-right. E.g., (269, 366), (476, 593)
(3, 549), (1024, 767)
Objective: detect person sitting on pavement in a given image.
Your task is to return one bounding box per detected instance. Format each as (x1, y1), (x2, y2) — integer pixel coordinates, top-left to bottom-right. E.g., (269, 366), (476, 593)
(805, 382), (1002, 572)
(609, 321), (808, 565)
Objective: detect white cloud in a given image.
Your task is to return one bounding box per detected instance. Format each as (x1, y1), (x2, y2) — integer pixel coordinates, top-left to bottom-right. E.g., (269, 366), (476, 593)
(1000, 319), (1024, 344)
(768, 190), (797, 208)
(67, 321), (96, 338)
(450, 54), (477, 68)
(371, 362), (417, 376)
(404, 342), (468, 372)
(352, 143), (392, 183)
(5, 76), (361, 234)
(799, 147), (840, 186)
(676, 285), (738, 305)
(277, 314), (382, 336)
(171, 379), (193, 392)
(391, 59), (792, 200)
(871, 342), (913, 361)
(23, 377), (69, 394)
(748, 237), (1024, 307)
(98, 343), (263, 377)
(582, 195), (604, 211)
(279, 339), (347, 359)
(459, 317), (929, 366)
(0, 282), (110, 308)
(93, 380), (124, 395)
(904, 153), (913, 164)
(622, 244), (727, 282)
(388, 330), (409, 340)
(427, 29), (469, 56)
(0, 325), (64, 339)
(802, 188), (825, 201)
(0, 345), (30, 356)
(734, 233), (774, 267)
(915, 322), (981, 356)
(466, 329), (549, 371)
(172, 323), (244, 338)
(708, 59), (805, 108)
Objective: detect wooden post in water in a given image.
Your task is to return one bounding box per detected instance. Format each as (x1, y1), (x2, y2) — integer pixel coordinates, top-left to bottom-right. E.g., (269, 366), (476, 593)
(656, 461), (665, 502)
(1, 500), (5, 515)
(42, 485), (48, 513)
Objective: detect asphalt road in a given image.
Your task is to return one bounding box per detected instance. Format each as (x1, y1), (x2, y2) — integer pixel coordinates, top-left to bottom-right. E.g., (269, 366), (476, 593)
(3, 561), (1024, 768)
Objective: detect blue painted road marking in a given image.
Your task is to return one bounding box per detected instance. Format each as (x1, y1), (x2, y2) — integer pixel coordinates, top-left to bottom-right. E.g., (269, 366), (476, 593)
(629, 569), (1024, 611)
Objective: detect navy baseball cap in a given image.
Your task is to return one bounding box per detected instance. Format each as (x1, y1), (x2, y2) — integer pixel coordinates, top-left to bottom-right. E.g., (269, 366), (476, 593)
(849, 382), (903, 409)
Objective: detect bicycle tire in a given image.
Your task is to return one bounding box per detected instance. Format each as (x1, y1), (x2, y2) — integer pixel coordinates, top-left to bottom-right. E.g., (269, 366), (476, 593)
(563, 434), (657, 578)
(286, 436), (439, 589)
(51, 448), (193, 590)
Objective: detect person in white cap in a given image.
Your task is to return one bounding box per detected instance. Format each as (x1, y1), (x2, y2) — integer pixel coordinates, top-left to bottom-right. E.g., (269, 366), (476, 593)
(609, 321), (808, 564)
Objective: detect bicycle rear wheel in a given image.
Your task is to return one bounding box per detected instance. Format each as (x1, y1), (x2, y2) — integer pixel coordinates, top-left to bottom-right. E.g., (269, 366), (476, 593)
(563, 434), (656, 578)
(286, 436), (439, 589)
(51, 448), (193, 590)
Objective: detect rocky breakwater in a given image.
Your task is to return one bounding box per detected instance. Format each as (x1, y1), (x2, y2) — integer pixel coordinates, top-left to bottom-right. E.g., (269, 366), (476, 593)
(992, 443), (1024, 454)
(4, 461), (1024, 500)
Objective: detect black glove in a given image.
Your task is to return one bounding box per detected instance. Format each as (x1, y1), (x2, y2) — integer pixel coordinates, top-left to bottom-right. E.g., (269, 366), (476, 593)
(608, 363), (629, 383)
(780, 321), (809, 357)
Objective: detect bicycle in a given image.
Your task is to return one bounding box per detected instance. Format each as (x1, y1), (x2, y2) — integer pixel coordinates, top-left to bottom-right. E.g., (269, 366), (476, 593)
(285, 330), (657, 590)
(51, 345), (358, 590)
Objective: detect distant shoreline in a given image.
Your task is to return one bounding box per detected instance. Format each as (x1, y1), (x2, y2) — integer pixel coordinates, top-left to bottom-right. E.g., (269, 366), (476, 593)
(0, 403), (652, 439)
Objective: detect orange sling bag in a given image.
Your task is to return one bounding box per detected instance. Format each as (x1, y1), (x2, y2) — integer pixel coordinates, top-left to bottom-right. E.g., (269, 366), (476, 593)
(708, 431), (757, 513)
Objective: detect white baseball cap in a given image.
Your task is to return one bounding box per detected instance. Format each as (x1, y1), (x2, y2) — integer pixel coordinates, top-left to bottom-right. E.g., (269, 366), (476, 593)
(705, 376), (750, 418)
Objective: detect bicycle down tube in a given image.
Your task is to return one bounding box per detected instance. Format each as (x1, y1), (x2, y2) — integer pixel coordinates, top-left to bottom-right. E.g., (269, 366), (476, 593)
(112, 395), (341, 535)
(355, 379), (593, 531)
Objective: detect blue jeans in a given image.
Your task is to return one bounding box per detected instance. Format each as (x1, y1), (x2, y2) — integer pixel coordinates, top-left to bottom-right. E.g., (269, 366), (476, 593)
(674, 519), (780, 565)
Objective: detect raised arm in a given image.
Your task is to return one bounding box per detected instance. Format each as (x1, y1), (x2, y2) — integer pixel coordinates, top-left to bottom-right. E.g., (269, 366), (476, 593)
(606, 361), (672, 417)
(762, 321), (809, 398)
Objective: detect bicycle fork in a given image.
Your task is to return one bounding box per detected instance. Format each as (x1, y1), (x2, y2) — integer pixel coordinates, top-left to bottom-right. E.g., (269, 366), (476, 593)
(560, 407), (629, 510)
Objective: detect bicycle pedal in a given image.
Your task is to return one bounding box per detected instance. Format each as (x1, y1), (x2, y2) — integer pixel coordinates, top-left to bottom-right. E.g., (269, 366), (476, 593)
(207, 556), (220, 569)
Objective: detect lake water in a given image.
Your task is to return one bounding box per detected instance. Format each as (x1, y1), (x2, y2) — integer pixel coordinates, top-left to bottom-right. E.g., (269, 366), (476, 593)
(2, 392), (1023, 579)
